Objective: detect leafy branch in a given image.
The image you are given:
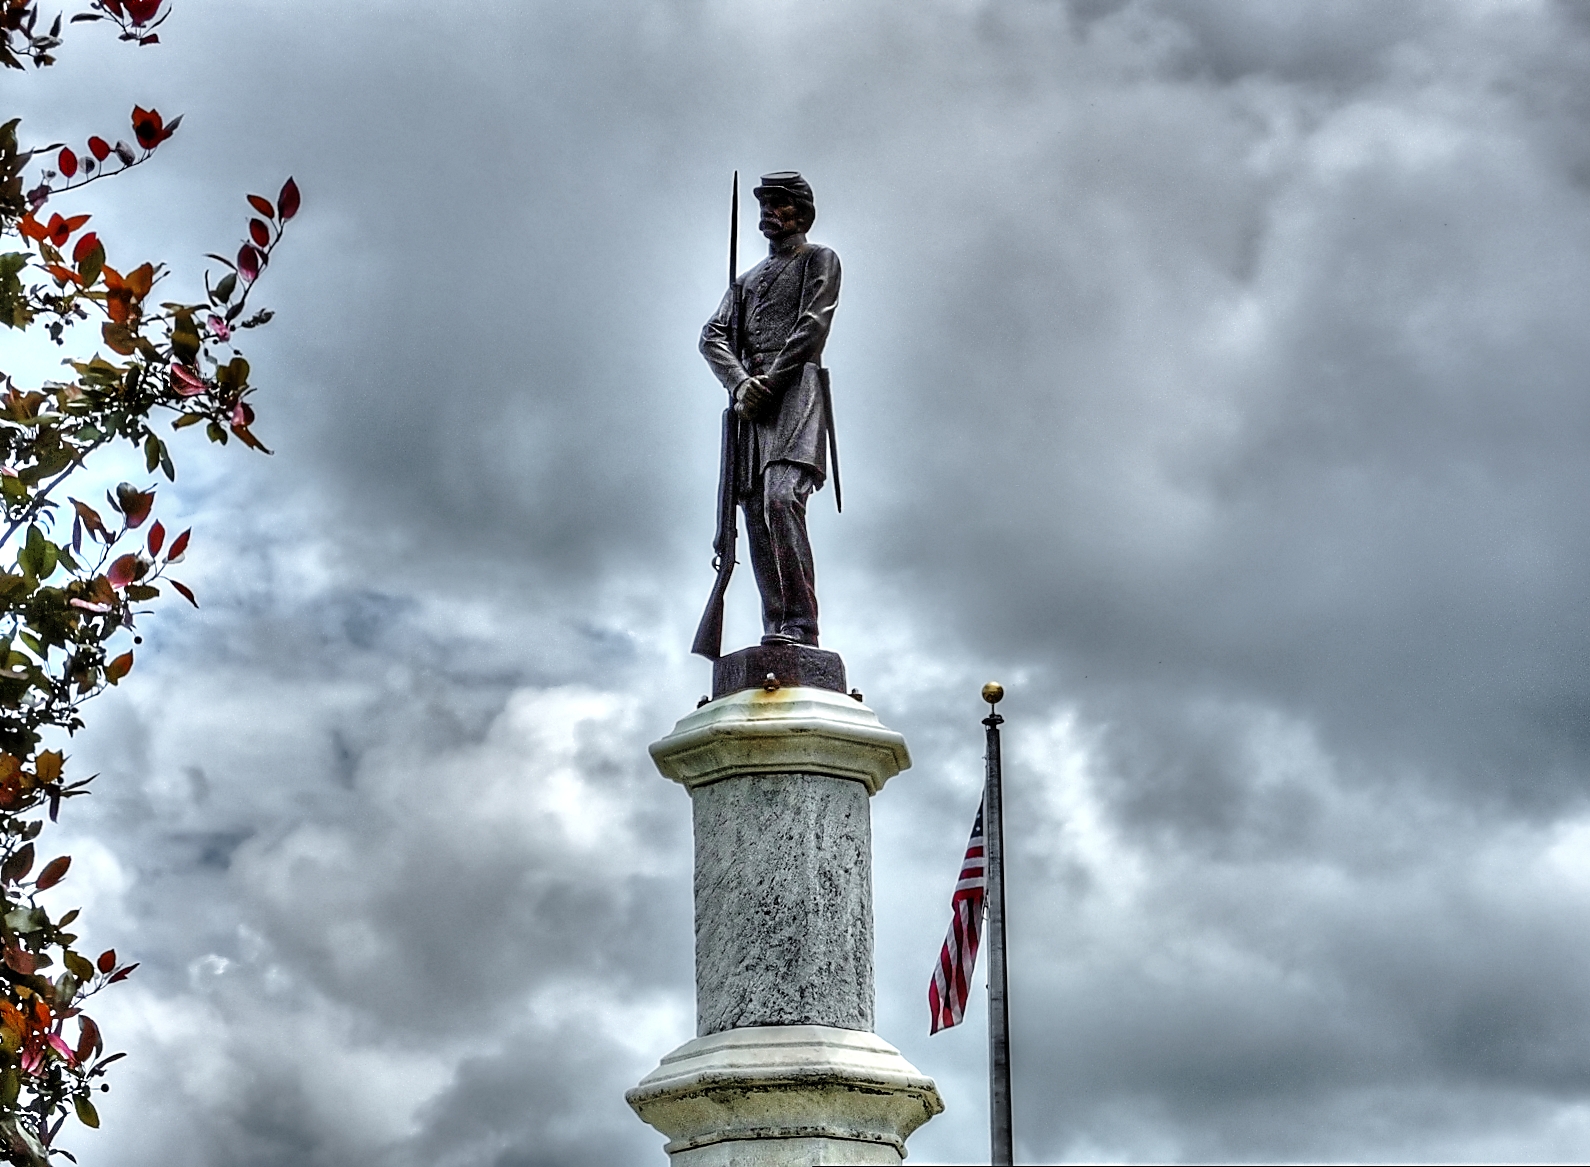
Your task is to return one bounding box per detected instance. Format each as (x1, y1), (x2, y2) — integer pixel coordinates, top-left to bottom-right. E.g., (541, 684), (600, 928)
(0, 2), (296, 1160)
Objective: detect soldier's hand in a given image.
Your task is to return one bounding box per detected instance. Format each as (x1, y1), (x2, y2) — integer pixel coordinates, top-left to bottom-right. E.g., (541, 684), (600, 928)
(734, 377), (772, 419)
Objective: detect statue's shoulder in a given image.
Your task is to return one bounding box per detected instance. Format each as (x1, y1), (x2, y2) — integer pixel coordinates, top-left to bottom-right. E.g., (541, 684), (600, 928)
(803, 242), (840, 273)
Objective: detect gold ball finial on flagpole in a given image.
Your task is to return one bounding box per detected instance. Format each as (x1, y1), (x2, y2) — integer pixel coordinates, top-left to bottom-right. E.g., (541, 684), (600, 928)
(981, 681), (1004, 706)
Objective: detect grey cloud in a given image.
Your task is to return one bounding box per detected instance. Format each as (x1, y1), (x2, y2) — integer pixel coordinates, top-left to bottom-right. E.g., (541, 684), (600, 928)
(14, 0), (1590, 1163)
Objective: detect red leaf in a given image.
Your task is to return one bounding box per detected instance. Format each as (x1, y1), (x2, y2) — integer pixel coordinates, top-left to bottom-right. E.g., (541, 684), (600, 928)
(58, 148), (77, 179)
(115, 483), (154, 528)
(168, 528), (190, 559)
(34, 855), (70, 891)
(230, 424), (272, 454)
(170, 363), (205, 397)
(249, 218), (270, 248)
(108, 963), (138, 984)
(147, 520), (164, 557)
(95, 950), (115, 975)
(70, 499), (107, 539)
(71, 232), (98, 264)
(278, 176), (300, 220)
(5, 946), (36, 976)
(247, 194), (275, 219)
(170, 580), (197, 608)
(107, 555), (139, 589)
(126, 262), (154, 297)
(17, 214), (45, 241)
(87, 136), (110, 162)
(130, 106), (163, 151)
(125, 0), (160, 25)
(105, 652), (133, 686)
(3, 842), (34, 884)
(237, 244), (261, 283)
(75, 1015), (99, 1063)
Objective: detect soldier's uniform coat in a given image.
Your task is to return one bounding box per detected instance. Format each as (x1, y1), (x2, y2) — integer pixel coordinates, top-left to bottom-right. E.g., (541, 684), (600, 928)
(700, 233), (841, 488)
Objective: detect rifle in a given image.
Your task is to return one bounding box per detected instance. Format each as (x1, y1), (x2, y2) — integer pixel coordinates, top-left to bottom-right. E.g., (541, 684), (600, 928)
(691, 172), (742, 660)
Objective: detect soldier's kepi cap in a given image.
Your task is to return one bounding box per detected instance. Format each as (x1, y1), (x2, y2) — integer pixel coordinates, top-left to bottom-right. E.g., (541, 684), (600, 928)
(753, 171), (814, 204)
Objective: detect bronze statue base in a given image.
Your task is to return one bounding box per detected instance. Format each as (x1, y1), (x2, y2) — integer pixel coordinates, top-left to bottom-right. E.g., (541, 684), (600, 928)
(712, 644), (846, 700)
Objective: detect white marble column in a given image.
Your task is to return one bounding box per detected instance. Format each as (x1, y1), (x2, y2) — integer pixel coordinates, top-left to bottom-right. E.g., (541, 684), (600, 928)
(628, 682), (942, 1166)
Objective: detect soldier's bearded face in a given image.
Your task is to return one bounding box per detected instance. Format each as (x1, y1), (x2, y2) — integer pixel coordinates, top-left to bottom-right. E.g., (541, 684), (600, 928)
(758, 199), (802, 239)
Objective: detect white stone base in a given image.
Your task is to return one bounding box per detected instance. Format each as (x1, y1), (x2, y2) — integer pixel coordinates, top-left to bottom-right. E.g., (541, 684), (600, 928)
(627, 1025), (943, 1165)
(667, 1134), (900, 1166)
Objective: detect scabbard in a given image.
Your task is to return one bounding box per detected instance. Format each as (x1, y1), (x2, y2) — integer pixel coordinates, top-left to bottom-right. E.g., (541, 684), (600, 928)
(820, 367), (841, 513)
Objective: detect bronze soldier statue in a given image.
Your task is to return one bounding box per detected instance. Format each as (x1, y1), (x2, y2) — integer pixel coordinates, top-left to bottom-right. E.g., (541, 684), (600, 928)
(699, 171), (841, 651)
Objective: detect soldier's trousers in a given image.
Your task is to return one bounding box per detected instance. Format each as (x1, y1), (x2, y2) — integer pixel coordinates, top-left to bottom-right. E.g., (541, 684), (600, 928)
(743, 461), (819, 645)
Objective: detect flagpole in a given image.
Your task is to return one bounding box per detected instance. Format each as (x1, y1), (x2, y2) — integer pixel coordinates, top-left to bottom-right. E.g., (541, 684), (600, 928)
(982, 681), (1013, 1166)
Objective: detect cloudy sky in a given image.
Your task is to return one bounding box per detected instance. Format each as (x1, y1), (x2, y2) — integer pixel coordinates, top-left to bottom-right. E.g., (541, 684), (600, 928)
(12, 0), (1590, 1162)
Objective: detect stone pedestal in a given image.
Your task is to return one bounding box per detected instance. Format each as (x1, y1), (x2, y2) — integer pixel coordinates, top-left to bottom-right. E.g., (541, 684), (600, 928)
(628, 654), (942, 1164)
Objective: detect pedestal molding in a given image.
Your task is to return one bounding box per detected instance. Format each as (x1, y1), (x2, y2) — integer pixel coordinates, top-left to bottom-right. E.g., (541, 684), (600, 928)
(650, 687), (911, 795)
(627, 1025), (943, 1158)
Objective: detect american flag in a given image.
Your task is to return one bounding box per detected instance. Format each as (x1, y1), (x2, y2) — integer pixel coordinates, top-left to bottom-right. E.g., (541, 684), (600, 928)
(928, 799), (986, 1034)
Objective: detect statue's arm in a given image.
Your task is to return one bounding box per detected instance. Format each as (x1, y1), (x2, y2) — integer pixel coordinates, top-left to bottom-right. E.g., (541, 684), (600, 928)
(700, 284), (749, 393)
(761, 248), (841, 393)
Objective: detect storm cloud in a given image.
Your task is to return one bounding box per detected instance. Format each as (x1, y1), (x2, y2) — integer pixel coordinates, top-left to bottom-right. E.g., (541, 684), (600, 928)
(8, 0), (1590, 1162)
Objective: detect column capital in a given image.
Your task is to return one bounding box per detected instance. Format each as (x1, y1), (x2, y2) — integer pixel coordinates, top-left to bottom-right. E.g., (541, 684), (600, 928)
(649, 687), (911, 796)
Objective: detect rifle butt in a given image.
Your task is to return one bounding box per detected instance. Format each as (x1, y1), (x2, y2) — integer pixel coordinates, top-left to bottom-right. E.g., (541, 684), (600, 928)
(691, 569), (733, 660)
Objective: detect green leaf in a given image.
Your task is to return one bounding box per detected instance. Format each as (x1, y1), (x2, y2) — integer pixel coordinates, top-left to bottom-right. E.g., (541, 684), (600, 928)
(126, 584), (158, 601)
(53, 970), (79, 1008)
(16, 524), (58, 582)
(17, 524), (43, 581)
(170, 309), (201, 365)
(217, 355), (250, 394)
(73, 1094), (99, 1129)
(78, 241), (104, 289)
(3, 906), (44, 933)
(63, 950), (94, 980)
(144, 434), (160, 473)
(0, 253), (32, 330)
